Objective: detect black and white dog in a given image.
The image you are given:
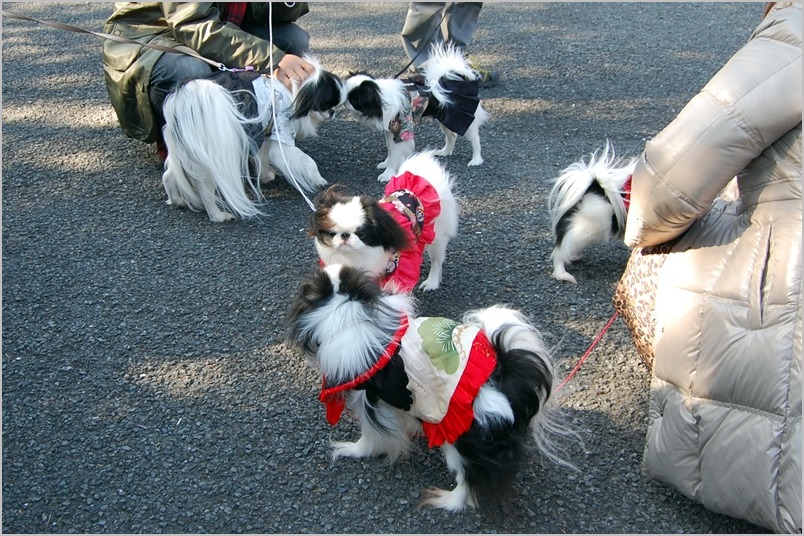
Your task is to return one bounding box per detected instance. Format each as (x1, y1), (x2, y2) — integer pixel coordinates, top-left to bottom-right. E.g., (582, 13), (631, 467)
(344, 43), (488, 182)
(161, 56), (345, 222)
(308, 151), (458, 293)
(548, 142), (636, 283)
(286, 264), (574, 512)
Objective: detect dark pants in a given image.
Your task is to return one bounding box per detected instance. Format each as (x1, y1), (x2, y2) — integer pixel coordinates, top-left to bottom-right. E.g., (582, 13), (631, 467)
(148, 22), (310, 141)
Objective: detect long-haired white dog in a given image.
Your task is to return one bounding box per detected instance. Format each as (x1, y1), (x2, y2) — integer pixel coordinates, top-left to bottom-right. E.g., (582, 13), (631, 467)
(161, 57), (345, 222)
(286, 263), (575, 512)
(308, 151), (458, 293)
(548, 142), (636, 283)
(344, 43), (489, 182)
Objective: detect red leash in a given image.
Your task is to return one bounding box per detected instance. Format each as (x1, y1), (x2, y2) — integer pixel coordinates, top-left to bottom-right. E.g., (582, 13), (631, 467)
(555, 311), (620, 393)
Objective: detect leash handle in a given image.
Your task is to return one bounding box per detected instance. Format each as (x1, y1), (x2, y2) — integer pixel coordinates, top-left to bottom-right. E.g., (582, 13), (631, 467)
(2, 9), (227, 70)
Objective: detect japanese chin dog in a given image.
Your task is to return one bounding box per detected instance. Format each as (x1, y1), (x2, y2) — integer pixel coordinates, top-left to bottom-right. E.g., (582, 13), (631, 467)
(308, 151), (458, 293)
(548, 142), (636, 283)
(160, 56), (345, 222)
(286, 263), (575, 512)
(344, 43), (488, 182)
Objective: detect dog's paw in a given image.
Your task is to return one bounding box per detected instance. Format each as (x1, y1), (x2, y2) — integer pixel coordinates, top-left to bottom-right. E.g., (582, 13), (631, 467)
(551, 270), (577, 284)
(418, 278), (440, 292)
(467, 156), (484, 166)
(377, 169), (394, 182)
(433, 149), (450, 157)
(208, 211), (236, 223)
(376, 160), (388, 170)
(259, 169), (276, 184)
(331, 440), (371, 461)
(420, 485), (475, 512)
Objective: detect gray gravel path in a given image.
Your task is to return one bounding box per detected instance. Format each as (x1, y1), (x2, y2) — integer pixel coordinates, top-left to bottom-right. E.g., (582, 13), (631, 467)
(3, 3), (768, 533)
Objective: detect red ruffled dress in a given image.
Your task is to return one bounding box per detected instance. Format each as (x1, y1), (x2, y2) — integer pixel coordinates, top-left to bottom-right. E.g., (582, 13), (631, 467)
(319, 315), (499, 449)
(378, 171), (442, 293)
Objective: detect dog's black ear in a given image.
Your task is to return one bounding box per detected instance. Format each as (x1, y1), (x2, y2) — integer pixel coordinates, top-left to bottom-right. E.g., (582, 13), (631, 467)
(359, 197), (412, 251)
(293, 71), (345, 119)
(347, 79), (384, 120)
(286, 269), (335, 348)
(336, 265), (382, 304)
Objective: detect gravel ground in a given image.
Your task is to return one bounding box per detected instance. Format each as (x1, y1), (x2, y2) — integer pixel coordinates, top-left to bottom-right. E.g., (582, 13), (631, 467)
(3, 3), (769, 534)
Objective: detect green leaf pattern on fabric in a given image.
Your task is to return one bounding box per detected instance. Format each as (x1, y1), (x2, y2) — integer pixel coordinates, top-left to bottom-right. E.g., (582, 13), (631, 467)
(419, 317), (459, 374)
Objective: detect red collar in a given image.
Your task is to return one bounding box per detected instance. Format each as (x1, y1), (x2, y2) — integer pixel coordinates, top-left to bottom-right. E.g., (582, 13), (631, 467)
(623, 175), (633, 212)
(319, 316), (409, 425)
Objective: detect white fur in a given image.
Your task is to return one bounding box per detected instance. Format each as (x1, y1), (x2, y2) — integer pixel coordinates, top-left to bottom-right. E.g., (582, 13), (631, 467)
(162, 80), (262, 222)
(314, 197), (396, 279)
(344, 43), (488, 182)
(161, 60), (340, 222)
(420, 444), (476, 512)
(472, 385), (515, 428)
(547, 141), (636, 283)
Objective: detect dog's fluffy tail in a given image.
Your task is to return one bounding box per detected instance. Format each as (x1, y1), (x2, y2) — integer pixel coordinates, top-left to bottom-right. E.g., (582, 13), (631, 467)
(464, 306), (578, 471)
(420, 42), (478, 106)
(162, 78), (264, 220)
(547, 141), (635, 238)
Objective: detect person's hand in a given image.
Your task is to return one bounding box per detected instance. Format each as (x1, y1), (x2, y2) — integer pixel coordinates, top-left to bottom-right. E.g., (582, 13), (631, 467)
(274, 54), (314, 90)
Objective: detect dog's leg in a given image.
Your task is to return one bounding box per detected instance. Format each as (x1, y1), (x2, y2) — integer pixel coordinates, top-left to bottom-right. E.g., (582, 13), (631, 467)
(259, 160), (277, 185)
(379, 136), (415, 182)
(197, 177), (235, 222)
(464, 121), (484, 167)
(420, 443), (477, 512)
(263, 140), (327, 193)
(331, 392), (414, 464)
(420, 237), (448, 291)
(161, 159), (188, 209)
(420, 190), (458, 291)
(377, 131), (395, 170)
(551, 252), (578, 284)
(434, 123), (458, 158)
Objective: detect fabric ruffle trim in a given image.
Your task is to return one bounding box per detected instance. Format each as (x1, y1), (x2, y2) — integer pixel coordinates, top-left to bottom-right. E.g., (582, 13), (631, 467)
(379, 171), (442, 293)
(420, 331), (498, 448)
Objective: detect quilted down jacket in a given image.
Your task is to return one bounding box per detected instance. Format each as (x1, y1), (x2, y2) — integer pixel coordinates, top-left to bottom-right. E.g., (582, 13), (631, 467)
(623, 3), (802, 532)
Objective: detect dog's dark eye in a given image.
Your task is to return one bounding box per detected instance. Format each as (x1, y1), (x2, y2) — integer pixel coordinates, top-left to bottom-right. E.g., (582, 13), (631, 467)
(355, 230), (366, 240)
(326, 231), (337, 238)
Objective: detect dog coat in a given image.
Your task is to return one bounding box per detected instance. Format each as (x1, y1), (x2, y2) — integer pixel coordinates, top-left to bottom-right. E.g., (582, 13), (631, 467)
(319, 315), (498, 448)
(378, 171), (442, 293)
(389, 74), (480, 143)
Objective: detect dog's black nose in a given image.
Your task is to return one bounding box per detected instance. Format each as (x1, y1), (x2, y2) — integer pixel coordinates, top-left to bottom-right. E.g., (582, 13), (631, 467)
(340, 232), (350, 240)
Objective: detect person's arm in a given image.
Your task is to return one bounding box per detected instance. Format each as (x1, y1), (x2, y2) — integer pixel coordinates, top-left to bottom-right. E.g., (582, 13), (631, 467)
(624, 5), (802, 248)
(160, 3), (313, 87)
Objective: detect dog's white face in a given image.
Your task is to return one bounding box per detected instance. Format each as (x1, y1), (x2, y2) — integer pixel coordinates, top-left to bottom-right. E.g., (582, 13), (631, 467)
(309, 187), (412, 280)
(312, 196), (393, 277)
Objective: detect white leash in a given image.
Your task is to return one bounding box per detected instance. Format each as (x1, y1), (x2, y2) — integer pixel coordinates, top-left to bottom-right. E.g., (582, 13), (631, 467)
(266, 3), (317, 211)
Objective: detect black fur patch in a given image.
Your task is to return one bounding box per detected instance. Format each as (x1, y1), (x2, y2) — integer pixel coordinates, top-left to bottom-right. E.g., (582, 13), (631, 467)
(453, 325), (554, 512)
(285, 269), (336, 354)
(346, 77), (385, 121)
(292, 70), (345, 119)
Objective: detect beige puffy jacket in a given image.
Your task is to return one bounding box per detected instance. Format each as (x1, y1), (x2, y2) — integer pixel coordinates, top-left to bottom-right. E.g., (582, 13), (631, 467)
(623, 3), (801, 533)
